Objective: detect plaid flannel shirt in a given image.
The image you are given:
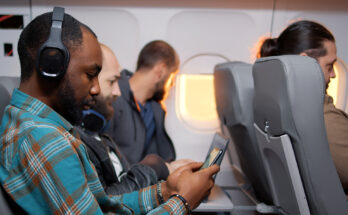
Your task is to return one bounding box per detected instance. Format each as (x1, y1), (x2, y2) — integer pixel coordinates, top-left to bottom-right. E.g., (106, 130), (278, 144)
(0, 88), (186, 215)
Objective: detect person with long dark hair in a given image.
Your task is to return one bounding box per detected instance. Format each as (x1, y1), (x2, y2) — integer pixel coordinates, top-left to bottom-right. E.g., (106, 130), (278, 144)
(258, 20), (348, 193)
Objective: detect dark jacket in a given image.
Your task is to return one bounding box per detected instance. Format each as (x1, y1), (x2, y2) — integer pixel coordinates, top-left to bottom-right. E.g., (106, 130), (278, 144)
(76, 126), (165, 195)
(106, 77), (176, 164)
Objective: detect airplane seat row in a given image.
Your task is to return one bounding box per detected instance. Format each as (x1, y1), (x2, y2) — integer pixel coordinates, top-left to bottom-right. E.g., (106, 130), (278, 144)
(214, 55), (348, 214)
(0, 56), (347, 214)
(0, 76), (25, 215)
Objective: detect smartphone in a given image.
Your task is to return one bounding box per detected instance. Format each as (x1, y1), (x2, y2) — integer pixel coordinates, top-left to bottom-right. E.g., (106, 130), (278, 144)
(200, 147), (223, 169)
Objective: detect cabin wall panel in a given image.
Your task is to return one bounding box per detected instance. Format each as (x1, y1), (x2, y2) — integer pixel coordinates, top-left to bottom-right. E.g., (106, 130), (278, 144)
(0, 3), (30, 77)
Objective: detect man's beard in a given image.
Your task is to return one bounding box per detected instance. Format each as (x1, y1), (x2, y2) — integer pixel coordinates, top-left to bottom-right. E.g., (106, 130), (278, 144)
(152, 80), (166, 102)
(92, 95), (115, 120)
(325, 81), (330, 93)
(151, 89), (165, 102)
(58, 79), (94, 125)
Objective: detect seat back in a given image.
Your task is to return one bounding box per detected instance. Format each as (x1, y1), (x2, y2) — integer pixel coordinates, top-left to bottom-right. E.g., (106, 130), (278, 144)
(214, 62), (272, 204)
(0, 185), (14, 215)
(0, 76), (20, 120)
(0, 76), (25, 214)
(253, 55), (348, 215)
(0, 185), (28, 215)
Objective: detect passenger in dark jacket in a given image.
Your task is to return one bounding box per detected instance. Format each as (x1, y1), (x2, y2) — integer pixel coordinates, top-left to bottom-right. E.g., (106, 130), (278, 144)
(77, 44), (170, 195)
(76, 126), (169, 195)
(106, 40), (178, 164)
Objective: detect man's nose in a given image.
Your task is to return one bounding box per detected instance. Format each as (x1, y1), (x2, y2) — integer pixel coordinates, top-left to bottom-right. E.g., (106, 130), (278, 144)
(111, 83), (121, 97)
(330, 70), (336, 79)
(91, 77), (101, 96)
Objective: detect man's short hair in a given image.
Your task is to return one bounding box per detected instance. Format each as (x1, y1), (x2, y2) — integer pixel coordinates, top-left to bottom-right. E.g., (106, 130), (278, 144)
(17, 11), (97, 82)
(136, 40), (178, 72)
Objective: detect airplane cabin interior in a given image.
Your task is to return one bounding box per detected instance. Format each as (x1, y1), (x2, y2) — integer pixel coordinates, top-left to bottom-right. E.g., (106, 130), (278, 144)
(1, 0), (348, 214)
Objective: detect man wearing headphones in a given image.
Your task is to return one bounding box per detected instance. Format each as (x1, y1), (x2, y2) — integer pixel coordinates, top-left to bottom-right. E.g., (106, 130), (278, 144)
(0, 8), (219, 214)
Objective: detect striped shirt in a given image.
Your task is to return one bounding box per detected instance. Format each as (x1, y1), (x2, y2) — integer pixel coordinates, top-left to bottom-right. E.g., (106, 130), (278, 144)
(0, 88), (186, 215)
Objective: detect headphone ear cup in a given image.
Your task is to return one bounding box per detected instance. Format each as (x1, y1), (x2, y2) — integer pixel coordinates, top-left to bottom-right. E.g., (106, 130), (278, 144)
(36, 7), (69, 79)
(82, 113), (105, 132)
(81, 110), (108, 133)
(37, 47), (66, 78)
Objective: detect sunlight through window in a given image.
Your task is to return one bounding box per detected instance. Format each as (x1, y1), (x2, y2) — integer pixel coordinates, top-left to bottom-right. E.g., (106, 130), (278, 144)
(176, 74), (219, 131)
(327, 64), (339, 105)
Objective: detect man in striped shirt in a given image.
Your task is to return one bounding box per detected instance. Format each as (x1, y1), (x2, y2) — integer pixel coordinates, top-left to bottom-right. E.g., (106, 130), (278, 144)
(0, 8), (219, 214)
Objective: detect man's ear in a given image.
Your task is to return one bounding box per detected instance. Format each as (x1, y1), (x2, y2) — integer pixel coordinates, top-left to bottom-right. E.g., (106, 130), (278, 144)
(299, 52), (308, 57)
(153, 63), (165, 80)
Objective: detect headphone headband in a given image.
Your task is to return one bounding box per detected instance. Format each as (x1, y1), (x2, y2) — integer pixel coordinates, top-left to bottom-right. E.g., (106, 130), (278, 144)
(52, 7), (64, 21)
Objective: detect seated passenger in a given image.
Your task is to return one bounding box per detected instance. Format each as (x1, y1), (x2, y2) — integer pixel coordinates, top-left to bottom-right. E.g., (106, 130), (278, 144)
(258, 20), (348, 192)
(77, 43), (192, 195)
(0, 9), (219, 214)
(106, 40), (178, 164)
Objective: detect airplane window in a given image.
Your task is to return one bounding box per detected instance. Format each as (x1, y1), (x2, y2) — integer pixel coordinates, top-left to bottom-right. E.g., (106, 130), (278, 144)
(165, 10), (267, 133)
(327, 59), (348, 110)
(176, 74), (219, 131)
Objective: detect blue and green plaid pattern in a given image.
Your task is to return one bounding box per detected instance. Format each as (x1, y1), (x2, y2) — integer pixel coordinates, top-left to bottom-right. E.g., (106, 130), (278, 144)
(0, 88), (186, 215)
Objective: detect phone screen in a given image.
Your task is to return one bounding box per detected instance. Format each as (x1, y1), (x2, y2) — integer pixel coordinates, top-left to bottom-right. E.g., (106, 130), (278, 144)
(201, 147), (222, 169)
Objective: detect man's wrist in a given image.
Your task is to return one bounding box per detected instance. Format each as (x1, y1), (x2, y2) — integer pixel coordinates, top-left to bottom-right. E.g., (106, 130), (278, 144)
(170, 194), (192, 215)
(160, 181), (173, 202)
(157, 180), (165, 204)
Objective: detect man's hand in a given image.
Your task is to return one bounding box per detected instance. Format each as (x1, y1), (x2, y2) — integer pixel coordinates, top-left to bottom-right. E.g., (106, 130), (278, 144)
(161, 162), (220, 210)
(165, 159), (195, 174)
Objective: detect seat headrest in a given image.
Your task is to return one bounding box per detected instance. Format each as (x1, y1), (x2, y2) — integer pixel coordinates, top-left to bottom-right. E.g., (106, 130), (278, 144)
(253, 55), (325, 137)
(0, 85), (11, 121)
(0, 76), (20, 121)
(0, 77), (20, 95)
(214, 62), (253, 127)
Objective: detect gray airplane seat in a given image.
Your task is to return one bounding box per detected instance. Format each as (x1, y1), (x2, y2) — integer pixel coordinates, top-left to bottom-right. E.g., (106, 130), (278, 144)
(0, 76), (24, 215)
(214, 62), (272, 205)
(253, 55), (348, 215)
(0, 76), (20, 120)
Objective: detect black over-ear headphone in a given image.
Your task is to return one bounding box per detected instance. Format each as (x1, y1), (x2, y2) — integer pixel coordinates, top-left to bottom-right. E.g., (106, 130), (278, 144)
(36, 7), (70, 79)
(81, 109), (109, 134)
